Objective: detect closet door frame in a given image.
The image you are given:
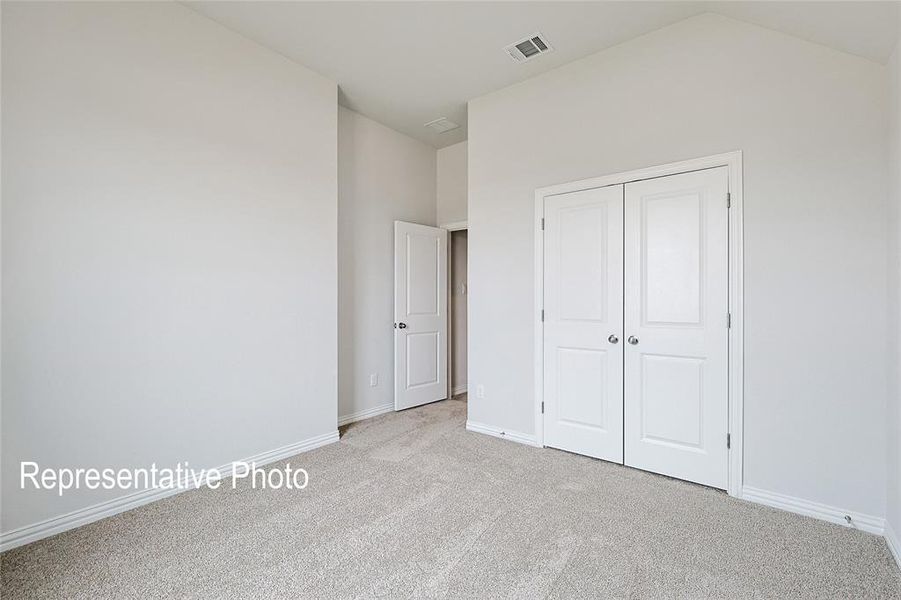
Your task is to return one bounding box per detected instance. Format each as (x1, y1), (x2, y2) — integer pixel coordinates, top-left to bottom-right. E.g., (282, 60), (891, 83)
(533, 151), (744, 497)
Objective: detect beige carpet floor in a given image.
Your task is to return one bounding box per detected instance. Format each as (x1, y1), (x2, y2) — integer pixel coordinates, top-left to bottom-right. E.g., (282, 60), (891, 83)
(2, 395), (900, 599)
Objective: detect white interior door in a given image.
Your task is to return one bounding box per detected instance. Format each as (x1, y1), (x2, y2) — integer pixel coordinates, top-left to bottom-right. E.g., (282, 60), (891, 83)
(543, 185), (624, 462)
(623, 167), (729, 489)
(394, 221), (448, 411)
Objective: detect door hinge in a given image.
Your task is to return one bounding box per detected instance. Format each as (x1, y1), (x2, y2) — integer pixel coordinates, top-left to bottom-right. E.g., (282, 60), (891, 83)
(540, 217), (545, 231)
(726, 192), (731, 208)
(541, 401), (545, 414)
(540, 309), (545, 322)
(727, 433), (731, 449)
(727, 312), (732, 329)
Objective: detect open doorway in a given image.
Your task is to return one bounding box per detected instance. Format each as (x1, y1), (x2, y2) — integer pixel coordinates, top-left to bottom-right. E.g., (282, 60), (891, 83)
(449, 229), (467, 401)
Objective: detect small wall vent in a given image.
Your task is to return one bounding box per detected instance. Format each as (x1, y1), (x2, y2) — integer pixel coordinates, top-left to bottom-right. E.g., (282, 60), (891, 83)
(504, 32), (553, 63)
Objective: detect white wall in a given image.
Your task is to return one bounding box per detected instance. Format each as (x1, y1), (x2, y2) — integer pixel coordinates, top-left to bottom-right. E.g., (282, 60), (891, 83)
(1, 3), (338, 534)
(437, 141), (468, 226)
(451, 230), (468, 393)
(337, 107), (436, 423)
(468, 14), (889, 518)
(887, 24), (901, 546)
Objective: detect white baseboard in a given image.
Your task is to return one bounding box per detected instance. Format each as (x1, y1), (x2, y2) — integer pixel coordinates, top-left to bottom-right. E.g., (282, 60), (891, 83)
(338, 402), (394, 426)
(465, 420), (540, 448)
(0, 430), (339, 553)
(451, 385), (467, 396)
(740, 486), (885, 535)
(885, 520), (901, 570)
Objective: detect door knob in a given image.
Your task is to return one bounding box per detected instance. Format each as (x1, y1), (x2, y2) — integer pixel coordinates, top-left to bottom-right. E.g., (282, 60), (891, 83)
(627, 335), (639, 345)
(396, 322), (407, 329)
(607, 334), (619, 344)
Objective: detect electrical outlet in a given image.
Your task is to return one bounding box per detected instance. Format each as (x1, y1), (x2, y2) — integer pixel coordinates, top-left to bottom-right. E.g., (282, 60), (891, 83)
(370, 373), (378, 387)
(476, 384), (485, 399)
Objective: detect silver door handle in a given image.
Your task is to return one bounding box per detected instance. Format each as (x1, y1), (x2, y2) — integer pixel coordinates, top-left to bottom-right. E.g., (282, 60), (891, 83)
(396, 322), (407, 329)
(627, 336), (639, 345)
(607, 334), (619, 344)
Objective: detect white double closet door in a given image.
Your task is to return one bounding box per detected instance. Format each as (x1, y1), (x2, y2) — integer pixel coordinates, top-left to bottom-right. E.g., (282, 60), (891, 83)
(543, 167), (729, 489)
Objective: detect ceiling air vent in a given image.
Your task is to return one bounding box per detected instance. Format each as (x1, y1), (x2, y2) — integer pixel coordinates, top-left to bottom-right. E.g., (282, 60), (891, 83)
(424, 117), (460, 134)
(504, 32), (553, 63)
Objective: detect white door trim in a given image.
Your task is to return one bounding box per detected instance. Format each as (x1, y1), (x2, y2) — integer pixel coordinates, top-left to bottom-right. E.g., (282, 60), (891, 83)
(533, 151), (744, 497)
(441, 220), (468, 231)
(447, 227), (468, 400)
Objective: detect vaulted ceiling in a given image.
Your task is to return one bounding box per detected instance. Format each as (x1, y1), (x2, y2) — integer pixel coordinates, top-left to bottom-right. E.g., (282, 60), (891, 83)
(186, 1), (900, 147)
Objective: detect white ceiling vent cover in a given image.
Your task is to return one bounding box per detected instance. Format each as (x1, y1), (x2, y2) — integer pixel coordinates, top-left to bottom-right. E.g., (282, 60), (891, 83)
(424, 117), (460, 134)
(504, 32), (554, 63)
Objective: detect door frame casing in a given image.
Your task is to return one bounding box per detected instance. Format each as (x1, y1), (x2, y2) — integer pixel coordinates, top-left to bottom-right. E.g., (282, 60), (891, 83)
(445, 222), (468, 399)
(533, 151), (744, 497)
(441, 220), (468, 232)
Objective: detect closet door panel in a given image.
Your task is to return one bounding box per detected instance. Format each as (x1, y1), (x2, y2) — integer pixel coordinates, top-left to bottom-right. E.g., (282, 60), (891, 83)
(624, 167), (729, 489)
(543, 185), (624, 462)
